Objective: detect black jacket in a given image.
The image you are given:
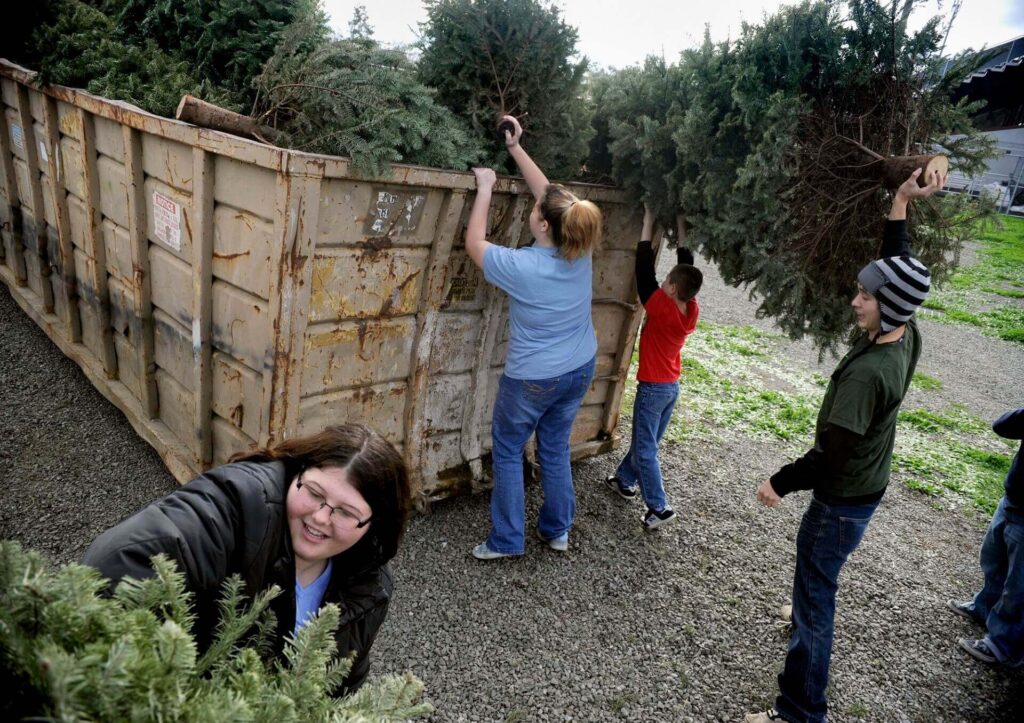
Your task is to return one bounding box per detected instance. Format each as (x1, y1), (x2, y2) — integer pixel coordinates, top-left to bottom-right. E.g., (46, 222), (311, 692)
(81, 461), (392, 691)
(994, 408), (1024, 512)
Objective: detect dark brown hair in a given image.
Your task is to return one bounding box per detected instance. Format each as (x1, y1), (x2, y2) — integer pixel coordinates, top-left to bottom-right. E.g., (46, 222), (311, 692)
(232, 423), (410, 568)
(667, 264), (703, 302)
(540, 183), (602, 261)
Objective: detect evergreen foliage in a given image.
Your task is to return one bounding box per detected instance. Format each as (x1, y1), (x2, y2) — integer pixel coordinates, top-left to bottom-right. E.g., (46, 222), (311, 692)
(252, 4), (485, 175)
(417, 0), (592, 180)
(27, 0), (216, 117)
(15, 0), (299, 114)
(108, 0), (298, 109)
(588, 0), (997, 352)
(0, 541), (432, 722)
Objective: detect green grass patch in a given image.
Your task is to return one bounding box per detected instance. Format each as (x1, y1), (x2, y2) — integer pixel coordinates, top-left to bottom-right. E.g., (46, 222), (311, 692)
(898, 405), (988, 434)
(982, 286), (1024, 299)
(910, 372), (943, 391)
(846, 703), (871, 718)
(905, 477), (943, 496)
(620, 318), (1007, 515)
(924, 216), (1024, 344)
(893, 436), (1010, 514)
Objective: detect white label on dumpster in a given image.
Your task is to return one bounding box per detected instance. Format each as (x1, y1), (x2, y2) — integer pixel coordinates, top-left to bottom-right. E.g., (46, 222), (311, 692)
(366, 189), (426, 235)
(152, 191), (181, 251)
(10, 123), (23, 151)
(38, 140), (48, 164)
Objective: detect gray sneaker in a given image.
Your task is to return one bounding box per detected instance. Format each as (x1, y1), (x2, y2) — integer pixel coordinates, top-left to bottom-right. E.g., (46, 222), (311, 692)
(642, 506), (677, 531)
(959, 637), (999, 665)
(947, 599), (984, 626)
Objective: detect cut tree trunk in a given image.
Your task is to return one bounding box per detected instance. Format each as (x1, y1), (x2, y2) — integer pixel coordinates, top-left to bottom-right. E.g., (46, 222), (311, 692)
(872, 154), (949, 189)
(175, 96), (279, 145)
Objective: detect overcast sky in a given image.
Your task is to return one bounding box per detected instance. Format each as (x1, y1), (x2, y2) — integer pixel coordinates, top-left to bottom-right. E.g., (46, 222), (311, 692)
(322, 0), (1024, 69)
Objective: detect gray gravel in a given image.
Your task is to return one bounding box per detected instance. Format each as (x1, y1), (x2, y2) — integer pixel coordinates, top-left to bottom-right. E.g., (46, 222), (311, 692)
(3, 244), (1023, 721)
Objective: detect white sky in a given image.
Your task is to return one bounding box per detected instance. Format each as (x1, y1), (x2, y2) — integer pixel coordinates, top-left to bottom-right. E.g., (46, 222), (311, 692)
(323, 0), (1024, 70)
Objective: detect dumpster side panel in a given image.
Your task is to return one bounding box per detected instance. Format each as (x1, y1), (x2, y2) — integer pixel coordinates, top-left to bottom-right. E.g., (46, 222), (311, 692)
(0, 60), (642, 497)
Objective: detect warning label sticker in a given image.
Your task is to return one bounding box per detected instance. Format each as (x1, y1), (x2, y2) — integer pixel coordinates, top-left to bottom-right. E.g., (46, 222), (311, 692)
(152, 191), (181, 252)
(10, 124), (24, 151)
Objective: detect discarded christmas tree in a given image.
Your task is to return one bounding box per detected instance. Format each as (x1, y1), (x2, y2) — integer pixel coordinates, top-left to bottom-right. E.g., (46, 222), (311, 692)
(0, 541), (431, 722)
(589, 0), (997, 352)
(417, 0), (592, 179)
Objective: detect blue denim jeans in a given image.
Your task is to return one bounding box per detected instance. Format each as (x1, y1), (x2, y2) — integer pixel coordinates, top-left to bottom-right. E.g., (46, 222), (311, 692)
(971, 495), (1024, 667)
(615, 380), (679, 512)
(775, 496), (880, 723)
(485, 357), (595, 554)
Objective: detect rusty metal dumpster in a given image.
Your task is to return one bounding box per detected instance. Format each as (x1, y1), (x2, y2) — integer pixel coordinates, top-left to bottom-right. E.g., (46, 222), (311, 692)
(0, 59), (645, 506)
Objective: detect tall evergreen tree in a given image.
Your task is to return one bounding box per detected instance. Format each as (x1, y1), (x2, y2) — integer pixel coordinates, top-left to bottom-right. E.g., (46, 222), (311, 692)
(417, 0), (592, 180)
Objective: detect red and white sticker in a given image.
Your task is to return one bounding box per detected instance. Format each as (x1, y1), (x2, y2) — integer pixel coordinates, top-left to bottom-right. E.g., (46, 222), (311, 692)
(152, 191), (181, 251)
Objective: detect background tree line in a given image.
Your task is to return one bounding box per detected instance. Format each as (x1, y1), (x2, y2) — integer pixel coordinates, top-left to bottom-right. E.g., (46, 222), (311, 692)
(5, 0), (997, 350)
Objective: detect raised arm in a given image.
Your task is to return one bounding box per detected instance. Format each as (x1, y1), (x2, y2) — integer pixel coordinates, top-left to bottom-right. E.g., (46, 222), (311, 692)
(500, 115), (549, 201)
(465, 167), (497, 269)
(635, 206), (659, 305)
(881, 167), (944, 256)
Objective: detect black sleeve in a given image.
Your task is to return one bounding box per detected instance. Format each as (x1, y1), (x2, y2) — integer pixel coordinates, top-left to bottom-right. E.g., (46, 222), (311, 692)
(994, 408), (1024, 440)
(81, 468), (245, 593)
(635, 240), (658, 305)
(335, 566), (394, 694)
(879, 219), (910, 257)
(676, 246), (695, 266)
(769, 424), (861, 497)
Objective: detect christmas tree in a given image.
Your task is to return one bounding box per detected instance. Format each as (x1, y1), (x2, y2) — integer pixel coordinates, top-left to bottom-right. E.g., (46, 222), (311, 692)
(0, 541), (431, 722)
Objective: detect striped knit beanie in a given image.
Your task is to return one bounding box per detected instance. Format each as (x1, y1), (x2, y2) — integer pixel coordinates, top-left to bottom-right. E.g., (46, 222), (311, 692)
(857, 255), (931, 333)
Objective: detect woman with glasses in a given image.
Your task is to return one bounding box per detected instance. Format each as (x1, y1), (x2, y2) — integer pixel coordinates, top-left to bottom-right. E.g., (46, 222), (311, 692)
(82, 423), (409, 692)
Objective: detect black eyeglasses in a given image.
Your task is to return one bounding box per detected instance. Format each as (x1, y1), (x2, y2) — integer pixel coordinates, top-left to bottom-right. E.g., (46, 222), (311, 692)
(296, 477), (373, 530)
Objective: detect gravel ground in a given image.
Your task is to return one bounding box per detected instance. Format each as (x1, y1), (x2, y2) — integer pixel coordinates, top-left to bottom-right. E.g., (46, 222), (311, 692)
(2, 242), (1023, 721)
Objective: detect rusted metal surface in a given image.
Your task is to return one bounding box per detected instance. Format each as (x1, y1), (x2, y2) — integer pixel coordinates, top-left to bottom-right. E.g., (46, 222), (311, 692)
(0, 59), (646, 506)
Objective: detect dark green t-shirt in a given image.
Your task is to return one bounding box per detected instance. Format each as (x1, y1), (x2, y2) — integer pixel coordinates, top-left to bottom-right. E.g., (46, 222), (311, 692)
(813, 318), (921, 498)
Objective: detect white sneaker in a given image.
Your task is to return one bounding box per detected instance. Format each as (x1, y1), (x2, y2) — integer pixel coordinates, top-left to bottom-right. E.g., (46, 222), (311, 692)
(536, 528), (568, 552)
(779, 604), (792, 623)
(471, 542), (513, 560)
(745, 708), (785, 722)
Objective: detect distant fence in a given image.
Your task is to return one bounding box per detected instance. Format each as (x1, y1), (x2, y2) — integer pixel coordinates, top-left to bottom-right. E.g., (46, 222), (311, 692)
(945, 132), (1024, 217)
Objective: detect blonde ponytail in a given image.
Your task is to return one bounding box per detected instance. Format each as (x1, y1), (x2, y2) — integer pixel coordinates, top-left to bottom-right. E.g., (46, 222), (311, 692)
(540, 184), (602, 261)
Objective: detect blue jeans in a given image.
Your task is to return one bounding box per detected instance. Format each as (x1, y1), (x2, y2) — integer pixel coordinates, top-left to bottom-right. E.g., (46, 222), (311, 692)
(485, 357), (595, 554)
(775, 496), (880, 723)
(615, 381), (679, 511)
(971, 496), (1024, 667)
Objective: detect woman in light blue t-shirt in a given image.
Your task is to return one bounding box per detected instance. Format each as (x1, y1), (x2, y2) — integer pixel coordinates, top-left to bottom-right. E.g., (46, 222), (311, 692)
(464, 115), (601, 559)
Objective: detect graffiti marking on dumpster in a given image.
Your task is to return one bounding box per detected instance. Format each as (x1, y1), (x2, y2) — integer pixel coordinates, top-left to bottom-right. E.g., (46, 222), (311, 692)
(363, 189), (426, 236)
(152, 191), (181, 252)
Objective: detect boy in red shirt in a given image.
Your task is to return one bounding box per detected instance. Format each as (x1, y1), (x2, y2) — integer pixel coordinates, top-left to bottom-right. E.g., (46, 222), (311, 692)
(606, 208), (703, 529)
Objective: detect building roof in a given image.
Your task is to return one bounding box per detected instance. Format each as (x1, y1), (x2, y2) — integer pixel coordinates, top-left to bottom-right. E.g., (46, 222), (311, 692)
(957, 34), (1024, 87)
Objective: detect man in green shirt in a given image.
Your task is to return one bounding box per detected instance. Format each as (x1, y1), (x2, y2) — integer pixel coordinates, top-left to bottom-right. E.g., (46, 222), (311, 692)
(746, 167), (943, 723)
